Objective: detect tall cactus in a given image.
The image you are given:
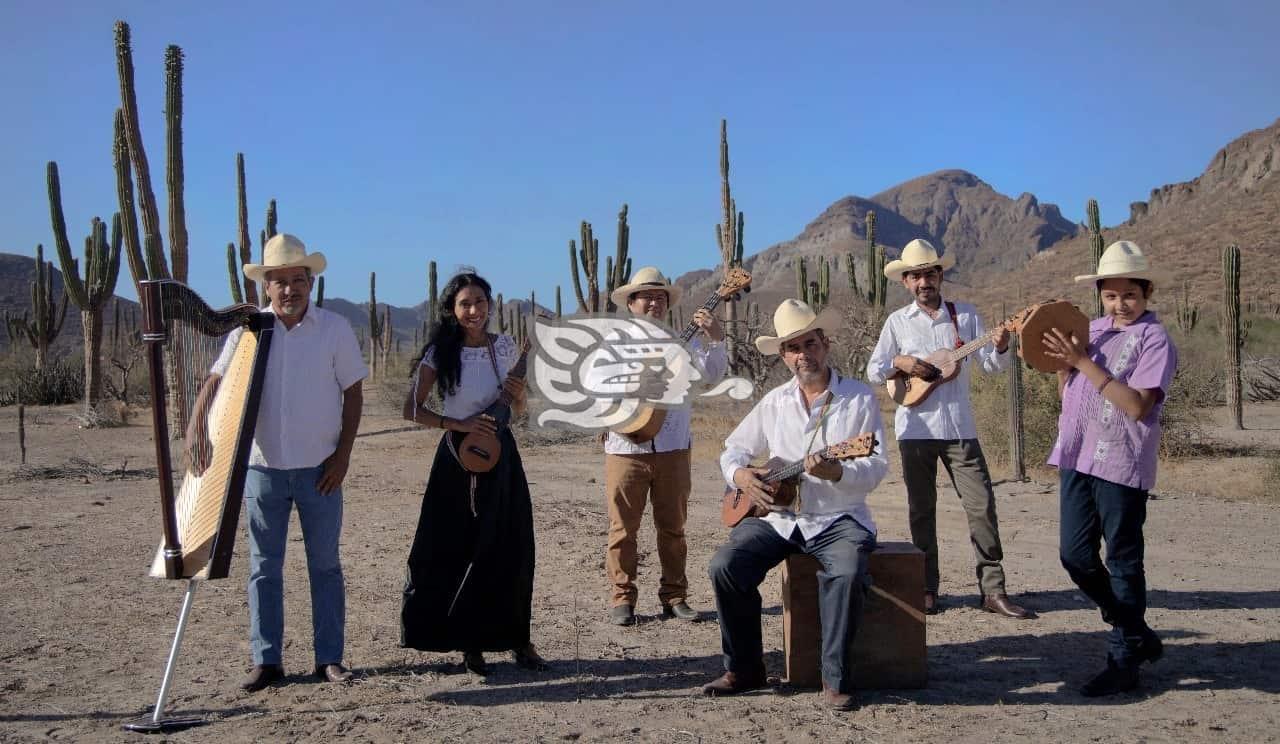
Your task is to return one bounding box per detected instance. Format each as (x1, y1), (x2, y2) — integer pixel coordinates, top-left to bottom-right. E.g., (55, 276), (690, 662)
(1174, 280), (1199, 334)
(6, 245), (68, 370)
(1086, 199), (1105, 317)
(426, 260), (438, 328)
(796, 257), (808, 301)
(369, 272), (383, 380)
(569, 221), (599, 312)
(112, 109), (148, 296)
(262, 199), (278, 263)
(380, 305), (393, 375)
(224, 243), (243, 303)
(846, 250), (860, 297)
(114, 21), (170, 282)
(1223, 244), (1243, 429)
(874, 244), (887, 310)
(315, 275), (325, 308)
(235, 153), (259, 305)
(716, 120), (746, 371)
(555, 285), (562, 317)
(164, 45), (188, 283)
(1007, 319), (1026, 481)
(49, 162), (123, 408)
(605, 205), (631, 312)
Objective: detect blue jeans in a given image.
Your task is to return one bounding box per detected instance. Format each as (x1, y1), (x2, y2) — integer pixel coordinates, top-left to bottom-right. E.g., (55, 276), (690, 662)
(708, 516), (875, 693)
(245, 465), (345, 666)
(1058, 468), (1152, 666)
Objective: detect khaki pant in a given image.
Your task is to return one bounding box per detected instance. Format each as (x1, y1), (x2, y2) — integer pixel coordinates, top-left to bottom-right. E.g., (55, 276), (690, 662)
(605, 450), (691, 607)
(898, 439), (1007, 597)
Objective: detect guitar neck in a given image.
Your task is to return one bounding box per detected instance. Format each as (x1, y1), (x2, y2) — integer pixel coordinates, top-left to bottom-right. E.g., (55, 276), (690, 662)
(676, 292), (726, 342)
(948, 324), (1006, 363)
(495, 348), (531, 406)
(762, 448), (831, 484)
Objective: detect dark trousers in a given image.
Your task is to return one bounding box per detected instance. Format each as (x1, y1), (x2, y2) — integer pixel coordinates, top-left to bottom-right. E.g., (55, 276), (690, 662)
(1059, 468), (1153, 666)
(708, 516), (874, 693)
(899, 438), (1007, 596)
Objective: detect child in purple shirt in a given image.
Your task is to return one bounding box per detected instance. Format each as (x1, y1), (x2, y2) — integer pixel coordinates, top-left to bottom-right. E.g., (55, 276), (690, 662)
(1041, 241), (1177, 697)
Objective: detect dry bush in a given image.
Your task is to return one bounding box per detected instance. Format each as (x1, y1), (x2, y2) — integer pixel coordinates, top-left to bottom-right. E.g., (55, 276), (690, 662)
(971, 363), (1061, 472)
(0, 353), (84, 407)
(1265, 455), (1280, 496)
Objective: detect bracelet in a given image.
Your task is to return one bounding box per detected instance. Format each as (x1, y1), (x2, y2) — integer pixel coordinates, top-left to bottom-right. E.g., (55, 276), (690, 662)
(1097, 374), (1114, 393)
(439, 414), (450, 430)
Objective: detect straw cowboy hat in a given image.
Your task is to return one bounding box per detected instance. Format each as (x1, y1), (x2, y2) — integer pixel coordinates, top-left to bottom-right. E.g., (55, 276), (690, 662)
(1073, 240), (1169, 286)
(882, 238), (956, 279)
(610, 266), (684, 307)
(243, 233), (328, 283)
(755, 299), (842, 355)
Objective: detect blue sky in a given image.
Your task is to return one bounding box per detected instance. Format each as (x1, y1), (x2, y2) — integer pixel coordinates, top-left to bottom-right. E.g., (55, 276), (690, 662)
(2, 1), (1277, 309)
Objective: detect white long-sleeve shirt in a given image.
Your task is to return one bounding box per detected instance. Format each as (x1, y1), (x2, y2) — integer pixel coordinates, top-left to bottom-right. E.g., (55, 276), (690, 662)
(720, 371), (887, 540)
(604, 336), (728, 454)
(865, 300), (1009, 441)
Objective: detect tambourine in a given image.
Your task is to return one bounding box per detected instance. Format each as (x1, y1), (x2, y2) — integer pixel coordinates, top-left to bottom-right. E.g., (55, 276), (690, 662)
(1014, 300), (1090, 373)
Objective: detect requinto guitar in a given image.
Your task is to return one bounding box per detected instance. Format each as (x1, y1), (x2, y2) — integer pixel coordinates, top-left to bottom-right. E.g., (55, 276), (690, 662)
(453, 338), (531, 474)
(885, 299), (1088, 407)
(721, 432), (879, 528)
(611, 267), (752, 443)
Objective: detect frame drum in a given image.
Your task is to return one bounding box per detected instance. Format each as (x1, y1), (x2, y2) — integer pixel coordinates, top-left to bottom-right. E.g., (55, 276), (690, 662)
(1016, 300), (1089, 372)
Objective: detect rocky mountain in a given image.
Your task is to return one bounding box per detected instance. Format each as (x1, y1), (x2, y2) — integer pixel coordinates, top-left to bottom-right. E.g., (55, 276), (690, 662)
(970, 118), (1280, 315)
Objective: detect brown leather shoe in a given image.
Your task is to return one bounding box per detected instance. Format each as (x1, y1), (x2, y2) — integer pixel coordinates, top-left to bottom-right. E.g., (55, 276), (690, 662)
(821, 682), (857, 711)
(315, 663), (353, 683)
(701, 670), (768, 697)
(923, 591), (939, 615)
(981, 594), (1036, 619)
(240, 664), (284, 692)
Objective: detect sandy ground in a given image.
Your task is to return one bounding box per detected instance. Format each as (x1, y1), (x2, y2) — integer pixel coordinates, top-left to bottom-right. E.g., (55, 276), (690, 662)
(0, 394), (1278, 743)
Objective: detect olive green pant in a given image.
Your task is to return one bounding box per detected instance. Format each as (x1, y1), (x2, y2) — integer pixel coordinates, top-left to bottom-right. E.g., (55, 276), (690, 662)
(898, 438), (1007, 597)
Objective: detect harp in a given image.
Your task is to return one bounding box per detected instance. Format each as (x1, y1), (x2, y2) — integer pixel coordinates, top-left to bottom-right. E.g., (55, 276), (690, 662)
(126, 279), (274, 734)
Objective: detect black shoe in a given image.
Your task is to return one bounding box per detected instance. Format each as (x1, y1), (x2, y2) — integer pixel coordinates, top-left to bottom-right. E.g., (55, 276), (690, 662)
(315, 663), (353, 683)
(462, 651), (489, 676)
(1080, 658), (1140, 697)
(610, 604), (636, 626)
(511, 643), (549, 671)
(240, 664), (284, 692)
(662, 601), (699, 621)
(1136, 630), (1163, 664)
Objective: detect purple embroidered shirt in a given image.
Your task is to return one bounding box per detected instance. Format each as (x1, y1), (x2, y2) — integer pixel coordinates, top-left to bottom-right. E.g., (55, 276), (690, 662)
(1047, 311), (1177, 491)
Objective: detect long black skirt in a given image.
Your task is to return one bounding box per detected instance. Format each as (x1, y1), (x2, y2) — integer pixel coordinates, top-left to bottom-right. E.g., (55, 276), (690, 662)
(400, 428), (535, 652)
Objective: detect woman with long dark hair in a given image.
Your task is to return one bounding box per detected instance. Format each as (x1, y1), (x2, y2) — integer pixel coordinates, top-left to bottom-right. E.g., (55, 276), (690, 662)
(399, 270), (546, 674)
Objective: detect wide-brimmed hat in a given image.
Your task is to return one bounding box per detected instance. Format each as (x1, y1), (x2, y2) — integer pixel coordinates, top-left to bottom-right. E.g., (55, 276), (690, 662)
(610, 266), (684, 307)
(755, 299), (842, 355)
(243, 233), (327, 283)
(1073, 240), (1169, 286)
(882, 238), (956, 279)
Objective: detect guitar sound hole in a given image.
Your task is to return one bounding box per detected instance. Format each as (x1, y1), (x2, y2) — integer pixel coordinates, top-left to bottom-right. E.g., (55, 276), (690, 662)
(467, 446), (492, 458)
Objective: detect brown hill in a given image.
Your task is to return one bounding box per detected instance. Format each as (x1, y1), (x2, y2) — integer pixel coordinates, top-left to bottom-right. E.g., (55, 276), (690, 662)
(675, 168), (1077, 317)
(970, 118), (1280, 317)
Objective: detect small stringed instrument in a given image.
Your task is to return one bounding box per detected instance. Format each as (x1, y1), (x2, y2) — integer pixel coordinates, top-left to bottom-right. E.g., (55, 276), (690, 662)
(721, 432), (878, 528)
(886, 300), (1088, 406)
(453, 338), (531, 474)
(612, 267), (752, 443)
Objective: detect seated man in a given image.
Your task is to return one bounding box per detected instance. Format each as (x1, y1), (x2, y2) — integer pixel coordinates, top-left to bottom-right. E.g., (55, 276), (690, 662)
(703, 299), (888, 711)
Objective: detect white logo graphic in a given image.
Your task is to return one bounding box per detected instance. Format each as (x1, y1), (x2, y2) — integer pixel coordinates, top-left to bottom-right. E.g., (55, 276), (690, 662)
(531, 314), (754, 430)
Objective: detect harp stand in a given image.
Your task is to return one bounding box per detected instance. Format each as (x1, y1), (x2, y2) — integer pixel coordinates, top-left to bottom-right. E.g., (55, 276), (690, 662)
(123, 579), (206, 733)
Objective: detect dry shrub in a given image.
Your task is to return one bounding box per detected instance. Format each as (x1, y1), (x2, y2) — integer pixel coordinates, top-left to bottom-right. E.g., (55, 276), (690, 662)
(1265, 455), (1280, 496)
(1159, 341), (1221, 459)
(0, 356), (84, 407)
(971, 363), (1061, 471)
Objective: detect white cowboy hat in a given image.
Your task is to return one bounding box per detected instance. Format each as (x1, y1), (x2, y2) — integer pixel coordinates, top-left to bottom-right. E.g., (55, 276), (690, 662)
(243, 233), (327, 283)
(1073, 240), (1169, 285)
(755, 299), (842, 355)
(882, 238), (956, 279)
(609, 266), (684, 307)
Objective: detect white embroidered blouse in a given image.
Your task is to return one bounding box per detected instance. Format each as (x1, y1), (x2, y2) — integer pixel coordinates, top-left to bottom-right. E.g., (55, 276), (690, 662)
(417, 334), (519, 420)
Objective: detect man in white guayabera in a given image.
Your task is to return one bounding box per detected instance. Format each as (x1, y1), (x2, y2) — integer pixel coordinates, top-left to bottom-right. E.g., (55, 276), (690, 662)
(187, 234), (367, 692)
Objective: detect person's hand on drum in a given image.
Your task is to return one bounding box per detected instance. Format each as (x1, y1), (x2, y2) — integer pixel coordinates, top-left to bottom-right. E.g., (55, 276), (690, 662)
(1041, 327), (1086, 369)
(452, 414), (498, 436)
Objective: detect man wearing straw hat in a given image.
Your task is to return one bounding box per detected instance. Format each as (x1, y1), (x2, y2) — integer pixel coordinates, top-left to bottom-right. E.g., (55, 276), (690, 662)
(1041, 240), (1176, 696)
(704, 299), (888, 711)
(186, 233), (367, 691)
(866, 239), (1034, 619)
(601, 266), (727, 626)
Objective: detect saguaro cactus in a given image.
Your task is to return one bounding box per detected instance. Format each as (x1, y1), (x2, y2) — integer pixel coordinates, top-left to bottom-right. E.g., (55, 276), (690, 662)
(114, 21), (170, 282)
(605, 205), (631, 313)
(1007, 324), (1026, 480)
(716, 120), (746, 370)
(235, 153), (259, 306)
(369, 272), (383, 380)
(164, 45), (188, 283)
(796, 257), (808, 301)
(6, 244), (68, 370)
(569, 221), (598, 313)
(426, 260), (438, 328)
(1174, 280), (1200, 334)
(49, 162), (123, 408)
(1086, 199), (1105, 317)
(555, 285), (562, 317)
(315, 276), (325, 308)
(864, 211), (887, 311)
(1223, 244), (1243, 429)
(113, 109), (148, 296)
